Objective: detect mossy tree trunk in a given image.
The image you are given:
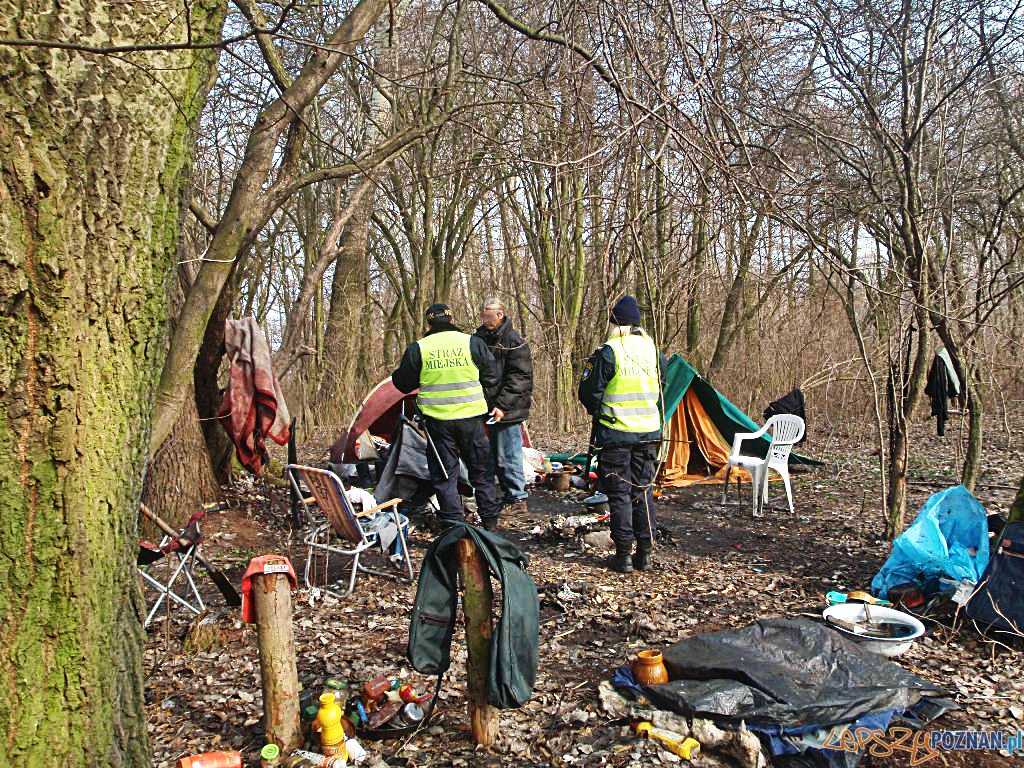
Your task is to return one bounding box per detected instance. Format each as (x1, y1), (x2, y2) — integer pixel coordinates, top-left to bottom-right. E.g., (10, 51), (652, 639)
(0, 0), (224, 763)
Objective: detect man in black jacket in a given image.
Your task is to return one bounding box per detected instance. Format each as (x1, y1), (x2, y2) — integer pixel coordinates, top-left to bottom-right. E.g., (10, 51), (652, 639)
(475, 298), (533, 515)
(391, 303), (503, 530)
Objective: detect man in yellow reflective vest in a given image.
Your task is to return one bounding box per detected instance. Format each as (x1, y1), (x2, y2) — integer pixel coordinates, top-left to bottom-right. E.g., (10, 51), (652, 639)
(578, 296), (667, 572)
(392, 303), (504, 530)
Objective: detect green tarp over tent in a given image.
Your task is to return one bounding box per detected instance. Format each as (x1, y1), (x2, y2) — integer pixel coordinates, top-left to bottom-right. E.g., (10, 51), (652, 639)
(550, 354), (821, 481)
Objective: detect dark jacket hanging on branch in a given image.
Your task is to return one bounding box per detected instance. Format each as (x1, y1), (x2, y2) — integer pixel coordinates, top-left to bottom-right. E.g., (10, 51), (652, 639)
(924, 349), (961, 437)
(764, 388), (807, 445)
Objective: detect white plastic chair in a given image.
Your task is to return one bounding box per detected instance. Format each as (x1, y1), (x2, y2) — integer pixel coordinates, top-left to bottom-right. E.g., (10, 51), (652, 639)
(721, 414), (805, 517)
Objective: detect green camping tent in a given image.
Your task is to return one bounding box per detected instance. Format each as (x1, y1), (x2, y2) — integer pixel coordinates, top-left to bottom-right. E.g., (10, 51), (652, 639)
(551, 354), (820, 485)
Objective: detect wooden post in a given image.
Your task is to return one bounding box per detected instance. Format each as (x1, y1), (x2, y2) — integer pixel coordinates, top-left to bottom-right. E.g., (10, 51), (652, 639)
(455, 538), (499, 746)
(252, 559), (302, 751)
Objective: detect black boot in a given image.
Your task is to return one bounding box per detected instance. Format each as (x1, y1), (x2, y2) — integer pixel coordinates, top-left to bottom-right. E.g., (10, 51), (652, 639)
(633, 539), (652, 571)
(609, 540), (634, 573)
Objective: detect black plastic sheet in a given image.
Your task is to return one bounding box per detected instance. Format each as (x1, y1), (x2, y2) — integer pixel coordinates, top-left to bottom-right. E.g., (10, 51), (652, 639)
(648, 619), (949, 731)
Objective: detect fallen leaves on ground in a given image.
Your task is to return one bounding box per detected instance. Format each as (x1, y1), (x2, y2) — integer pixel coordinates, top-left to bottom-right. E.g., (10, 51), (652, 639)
(143, 418), (1024, 767)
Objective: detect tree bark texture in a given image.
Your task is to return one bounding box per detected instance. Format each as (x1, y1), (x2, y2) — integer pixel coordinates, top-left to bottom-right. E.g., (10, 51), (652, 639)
(455, 538), (498, 747)
(140, 388), (219, 535)
(194, 272), (237, 483)
(0, 0), (224, 763)
(316, 185), (375, 423)
(252, 569), (302, 751)
(141, 234), (220, 533)
(1009, 475), (1024, 524)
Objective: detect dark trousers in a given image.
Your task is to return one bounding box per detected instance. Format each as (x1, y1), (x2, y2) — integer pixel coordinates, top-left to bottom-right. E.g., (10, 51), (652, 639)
(598, 443), (658, 544)
(424, 416), (501, 524)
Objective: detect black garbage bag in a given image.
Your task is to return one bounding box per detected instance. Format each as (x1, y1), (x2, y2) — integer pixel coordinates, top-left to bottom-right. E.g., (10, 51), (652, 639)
(648, 619), (949, 730)
(966, 521), (1024, 646)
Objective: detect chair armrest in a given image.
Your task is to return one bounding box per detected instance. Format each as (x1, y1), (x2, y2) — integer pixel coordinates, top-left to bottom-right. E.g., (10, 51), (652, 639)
(730, 424), (770, 455)
(355, 497), (403, 519)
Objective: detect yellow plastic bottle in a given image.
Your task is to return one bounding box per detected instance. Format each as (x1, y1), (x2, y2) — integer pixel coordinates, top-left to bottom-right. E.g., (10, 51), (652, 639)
(315, 693), (348, 758)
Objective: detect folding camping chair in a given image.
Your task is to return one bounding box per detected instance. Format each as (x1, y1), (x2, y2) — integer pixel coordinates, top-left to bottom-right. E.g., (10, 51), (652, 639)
(288, 464), (414, 596)
(721, 414), (805, 517)
(137, 508), (207, 628)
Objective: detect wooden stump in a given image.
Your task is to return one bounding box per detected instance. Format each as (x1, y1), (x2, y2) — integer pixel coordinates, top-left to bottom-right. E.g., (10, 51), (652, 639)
(252, 564), (302, 751)
(455, 538), (499, 746)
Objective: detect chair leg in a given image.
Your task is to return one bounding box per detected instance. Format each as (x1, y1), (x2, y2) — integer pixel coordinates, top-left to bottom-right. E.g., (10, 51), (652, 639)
(781, 468), (795, 516)
(721, 464), (732, 504)
(305, 543), (315, 591)
(182, 554), (205, 613)
(392, 512), (414, 581)
(347, 553), (361, 595)
(751, 467), (765, 517)
(141, 552), (203, 627)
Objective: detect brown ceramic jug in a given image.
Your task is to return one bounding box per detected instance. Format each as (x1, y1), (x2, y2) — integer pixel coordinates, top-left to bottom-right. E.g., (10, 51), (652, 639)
(632, 649), (669, 685)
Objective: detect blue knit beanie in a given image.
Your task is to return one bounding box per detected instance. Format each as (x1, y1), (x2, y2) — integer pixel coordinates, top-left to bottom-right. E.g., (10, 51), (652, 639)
(610, 295), (641, 326)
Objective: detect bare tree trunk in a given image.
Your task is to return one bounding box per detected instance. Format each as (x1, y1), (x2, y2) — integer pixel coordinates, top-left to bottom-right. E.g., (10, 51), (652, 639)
(960, 369), (984, 491)
(141, 390), (220, 534)
(884, 318), (930, 538)
(317, 189), (376, 422)
(0, 0), (224, 761)
(195, 279), (237, 482)
(687, 195), (708, 367)
(1010, 475), (1024, 523)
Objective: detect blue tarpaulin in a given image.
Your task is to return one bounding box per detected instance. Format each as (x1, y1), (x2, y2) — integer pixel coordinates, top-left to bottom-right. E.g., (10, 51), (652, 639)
(871, 485), (990, 599)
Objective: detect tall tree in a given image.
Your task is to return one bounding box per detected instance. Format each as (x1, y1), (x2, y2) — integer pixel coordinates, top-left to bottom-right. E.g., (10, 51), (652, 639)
(147, 0), (406, 454)
(0, 0), (224, 762)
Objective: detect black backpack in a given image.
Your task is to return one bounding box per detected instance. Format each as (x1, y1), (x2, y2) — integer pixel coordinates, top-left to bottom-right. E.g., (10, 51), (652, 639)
(407, 524), (538, 708)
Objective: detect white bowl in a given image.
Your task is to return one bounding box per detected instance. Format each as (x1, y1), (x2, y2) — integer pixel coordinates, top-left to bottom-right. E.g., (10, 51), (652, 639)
(822, 603), (926, 657)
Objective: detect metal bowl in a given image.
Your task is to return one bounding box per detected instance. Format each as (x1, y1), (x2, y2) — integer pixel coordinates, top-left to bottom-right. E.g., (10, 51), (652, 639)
(822, 603), (925, 657)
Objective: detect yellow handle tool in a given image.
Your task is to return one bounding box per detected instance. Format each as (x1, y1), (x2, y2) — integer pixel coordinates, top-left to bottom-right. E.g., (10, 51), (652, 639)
(634, 722), (701, 760)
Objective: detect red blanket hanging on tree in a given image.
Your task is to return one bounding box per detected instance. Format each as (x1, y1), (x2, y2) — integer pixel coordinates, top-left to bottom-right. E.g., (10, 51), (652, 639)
(218, 317), (291, 474)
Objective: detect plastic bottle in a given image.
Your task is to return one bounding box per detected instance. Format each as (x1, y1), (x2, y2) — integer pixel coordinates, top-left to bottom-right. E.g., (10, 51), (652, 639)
(177, 752), (243, 768)
(315, 693), (347, 757)
(323, 678), (349, 709)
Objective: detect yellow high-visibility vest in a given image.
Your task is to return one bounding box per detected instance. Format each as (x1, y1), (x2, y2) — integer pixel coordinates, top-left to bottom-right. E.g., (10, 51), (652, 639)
(601, 330), (661, 433)
(416, 331), (488, 420)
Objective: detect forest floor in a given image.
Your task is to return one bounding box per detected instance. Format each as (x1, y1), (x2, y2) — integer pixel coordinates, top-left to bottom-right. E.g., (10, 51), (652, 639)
(143, 414), (1024, 768)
